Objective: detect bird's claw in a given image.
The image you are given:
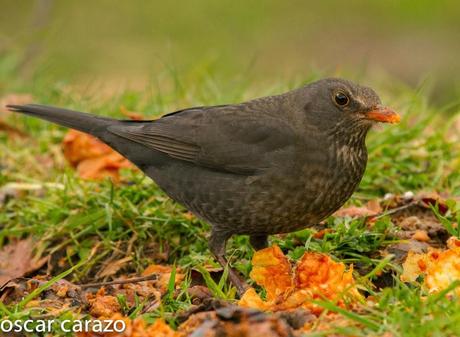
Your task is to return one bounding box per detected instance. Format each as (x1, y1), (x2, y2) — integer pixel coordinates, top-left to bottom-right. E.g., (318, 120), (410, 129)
(215, 255), (249, 297)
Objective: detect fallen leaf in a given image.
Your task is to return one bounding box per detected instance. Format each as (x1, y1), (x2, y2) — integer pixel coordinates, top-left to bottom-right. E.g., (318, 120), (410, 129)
(143, 264), (184, 293)
(366, 199), (383, 213)
(401, 236), (460, 295)
(0, 238), (48, 286)
(334, 199), (381, 218)
(98, 256), (133, 278)
(87, 288), (121, 318)
(62, 129), (133, 182)
(406, 191), (451, 215)
(178, 306), (302, 337)
(381, 191), (453, 246)
(186, 285), (213, 302)
(239, 245), (360, 314)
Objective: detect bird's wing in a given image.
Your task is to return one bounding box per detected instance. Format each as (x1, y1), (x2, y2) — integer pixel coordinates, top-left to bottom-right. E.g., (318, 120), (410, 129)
(107, 106), (296, 175)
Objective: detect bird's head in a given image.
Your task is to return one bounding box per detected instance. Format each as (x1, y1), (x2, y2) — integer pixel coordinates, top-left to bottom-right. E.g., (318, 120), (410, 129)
(298, 78), (400, 140)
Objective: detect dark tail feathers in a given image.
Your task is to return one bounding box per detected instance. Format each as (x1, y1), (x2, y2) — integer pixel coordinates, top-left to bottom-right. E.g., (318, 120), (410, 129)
(7, 104), (117, 135)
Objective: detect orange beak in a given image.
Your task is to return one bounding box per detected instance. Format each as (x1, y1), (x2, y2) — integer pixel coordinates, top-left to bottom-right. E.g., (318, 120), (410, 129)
(365, 106), (400, 124)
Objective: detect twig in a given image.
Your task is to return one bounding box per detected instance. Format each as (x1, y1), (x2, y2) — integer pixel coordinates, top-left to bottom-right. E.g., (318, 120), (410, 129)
(79, 274), (158, 289)
(370, 200), (419, 220)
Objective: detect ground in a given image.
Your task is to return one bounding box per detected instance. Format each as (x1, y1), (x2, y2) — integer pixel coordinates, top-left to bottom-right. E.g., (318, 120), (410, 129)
(1, 74), (460, 337)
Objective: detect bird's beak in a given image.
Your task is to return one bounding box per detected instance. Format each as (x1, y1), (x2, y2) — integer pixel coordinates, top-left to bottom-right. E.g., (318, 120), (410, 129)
(365, 106), (400, 124)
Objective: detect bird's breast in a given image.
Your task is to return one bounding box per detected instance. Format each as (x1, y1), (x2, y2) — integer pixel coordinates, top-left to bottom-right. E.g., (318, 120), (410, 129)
(224, 141), (368, 235)
(297, 142), (367, 222)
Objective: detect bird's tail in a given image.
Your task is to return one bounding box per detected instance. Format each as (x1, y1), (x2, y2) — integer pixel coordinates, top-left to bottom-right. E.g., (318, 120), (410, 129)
(7, 104), (116, 135)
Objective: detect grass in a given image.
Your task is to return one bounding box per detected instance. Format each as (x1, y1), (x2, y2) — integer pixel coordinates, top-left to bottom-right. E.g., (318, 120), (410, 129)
(1, 69), (460, 337)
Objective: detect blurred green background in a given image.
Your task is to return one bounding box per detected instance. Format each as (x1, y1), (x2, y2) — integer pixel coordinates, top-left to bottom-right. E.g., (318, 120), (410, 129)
(1, 0), (460, 105)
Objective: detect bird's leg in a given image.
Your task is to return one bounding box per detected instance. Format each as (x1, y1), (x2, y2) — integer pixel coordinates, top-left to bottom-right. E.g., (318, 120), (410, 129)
(209, 230), (249, 296)
(249, 234), (268, 251)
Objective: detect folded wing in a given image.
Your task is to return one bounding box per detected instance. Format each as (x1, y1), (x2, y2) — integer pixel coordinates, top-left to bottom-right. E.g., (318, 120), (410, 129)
(107, 106), (296, 175)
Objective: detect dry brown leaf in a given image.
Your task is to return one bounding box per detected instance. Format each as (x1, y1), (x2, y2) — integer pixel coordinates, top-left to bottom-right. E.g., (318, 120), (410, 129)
(0, 238), (48, 286)
(177, 307), (296, 337)
(401, 236), (460, 294)
(239, 245), (360, 314)
(87, 288), (121, 318)
(142, 264), (184, 293)
(62, 129), (133, 182)
(416, 191), (450, 215)
(334, 205), (379, 218)
(98, 257), (133, 278)
(366, 199), (383, 213)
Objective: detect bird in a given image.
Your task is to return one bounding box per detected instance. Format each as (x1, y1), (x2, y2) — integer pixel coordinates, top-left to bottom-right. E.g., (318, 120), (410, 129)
(8, 78), (400, 295)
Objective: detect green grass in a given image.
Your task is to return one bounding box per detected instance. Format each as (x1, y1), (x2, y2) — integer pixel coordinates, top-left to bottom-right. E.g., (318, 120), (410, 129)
(1, 70), (460, 337)
(310, 281), (460, 337)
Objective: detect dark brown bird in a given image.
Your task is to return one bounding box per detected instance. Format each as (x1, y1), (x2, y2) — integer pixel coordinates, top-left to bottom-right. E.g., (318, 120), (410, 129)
(8, 78), (400, 294)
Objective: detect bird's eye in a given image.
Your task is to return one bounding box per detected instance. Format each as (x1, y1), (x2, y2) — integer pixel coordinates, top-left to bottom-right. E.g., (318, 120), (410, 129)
(334, 92), (350, 106)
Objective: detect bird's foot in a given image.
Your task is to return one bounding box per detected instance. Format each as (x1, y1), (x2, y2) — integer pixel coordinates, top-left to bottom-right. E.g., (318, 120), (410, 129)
(215, 255), (249, 297)
(209, 231), (249, 296)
